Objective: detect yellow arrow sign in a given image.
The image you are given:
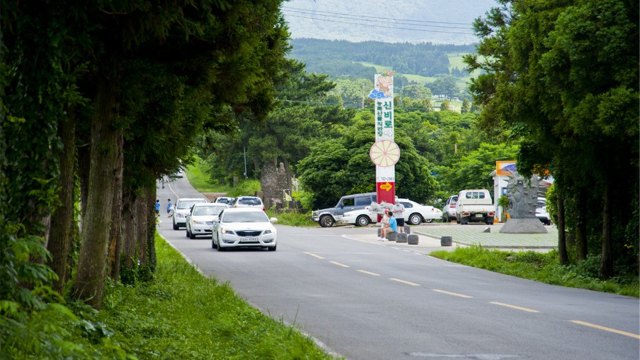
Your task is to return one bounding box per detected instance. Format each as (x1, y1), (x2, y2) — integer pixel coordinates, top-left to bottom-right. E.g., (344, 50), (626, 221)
(379, 182), (393, 192)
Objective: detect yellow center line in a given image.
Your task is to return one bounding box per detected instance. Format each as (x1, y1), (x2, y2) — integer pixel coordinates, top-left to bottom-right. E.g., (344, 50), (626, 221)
(432, 289), (473, 298)
(570, 320), (640, 340)
(390, 278), (420, 287)
(490, 301), (539, 313)
(304, 252), (325, 260)
(330, 261), (350, 268)
(357, 269), (381, 277)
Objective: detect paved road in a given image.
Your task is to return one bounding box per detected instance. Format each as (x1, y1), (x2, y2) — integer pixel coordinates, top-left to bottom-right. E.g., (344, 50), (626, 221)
(157, 177), (640, 360)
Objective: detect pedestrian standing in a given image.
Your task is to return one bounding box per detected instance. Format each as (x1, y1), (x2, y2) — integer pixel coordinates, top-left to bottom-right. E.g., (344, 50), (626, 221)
(154, 199), (160, 215)
(392, 200), (405, 232)
(167, 199), (174, 217)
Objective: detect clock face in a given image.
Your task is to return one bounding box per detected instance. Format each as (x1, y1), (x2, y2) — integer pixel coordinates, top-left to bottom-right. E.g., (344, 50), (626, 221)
(369, 140), (400, 167)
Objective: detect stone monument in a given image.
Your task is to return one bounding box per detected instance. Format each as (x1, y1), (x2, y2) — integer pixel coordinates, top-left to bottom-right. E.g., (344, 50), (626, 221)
(500, 173), (547, 233)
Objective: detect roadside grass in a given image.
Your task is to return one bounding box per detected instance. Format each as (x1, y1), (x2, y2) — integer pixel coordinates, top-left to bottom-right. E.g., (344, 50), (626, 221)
(184, 158), (232, 193)
(267, 209), (316, 227)
(97, 234), (337, 359)
(430, 246), (639, 298)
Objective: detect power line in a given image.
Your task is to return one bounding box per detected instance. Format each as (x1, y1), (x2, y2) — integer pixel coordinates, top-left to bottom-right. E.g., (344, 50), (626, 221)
(283, 6), (473, 27)
(285, 14), (474, 35)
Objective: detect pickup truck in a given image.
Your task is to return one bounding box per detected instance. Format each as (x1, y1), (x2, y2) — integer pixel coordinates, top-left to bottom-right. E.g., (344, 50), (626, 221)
(455, 189), (495, 225)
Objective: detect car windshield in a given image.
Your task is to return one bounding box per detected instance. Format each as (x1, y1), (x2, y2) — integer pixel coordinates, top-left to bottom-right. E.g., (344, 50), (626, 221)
(193, 206), (225, 216)
(237, 198), (261, 206)
(222, 211), (268, 223)
(178, 200), (204, 209)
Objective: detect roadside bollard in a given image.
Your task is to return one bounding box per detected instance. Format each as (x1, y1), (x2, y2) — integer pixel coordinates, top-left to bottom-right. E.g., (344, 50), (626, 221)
(408, 234), (419, 245)
(396, 233), (408, 243)
(441, 236), (452, 246)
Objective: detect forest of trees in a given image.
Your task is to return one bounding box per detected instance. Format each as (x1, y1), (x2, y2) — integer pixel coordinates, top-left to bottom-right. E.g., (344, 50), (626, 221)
(0, 0), (637, 357)
(290, 38), (475, 78)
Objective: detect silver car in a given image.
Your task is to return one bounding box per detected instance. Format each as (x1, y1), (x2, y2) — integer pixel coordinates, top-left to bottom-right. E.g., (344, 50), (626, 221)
(211, 208), (277, 251)
(172, 197), (208, 230)
(185, 203), (228, 239)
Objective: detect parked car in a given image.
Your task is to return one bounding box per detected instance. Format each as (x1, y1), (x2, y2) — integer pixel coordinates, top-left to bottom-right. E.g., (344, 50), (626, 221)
(535, 197), (551, 225)
(172, 197), (209, 230)
(442, 195), (458, 222)
(215, 197), (235, 205)
(455, 189), (495, 225)
(232, 196), (264, 210)
(338, 198), (443, 226)
(311, 192), (377, 227)
(185, 203), (228, 239)
(211, 208), (277, 251)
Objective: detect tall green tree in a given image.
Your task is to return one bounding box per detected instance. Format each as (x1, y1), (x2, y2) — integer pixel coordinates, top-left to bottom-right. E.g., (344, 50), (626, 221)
(465, 0), (638, 276)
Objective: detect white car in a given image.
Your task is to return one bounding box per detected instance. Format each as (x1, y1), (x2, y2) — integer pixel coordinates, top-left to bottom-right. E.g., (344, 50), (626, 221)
(232, 196), (264, 210)
(339, 198), (443, 226)
(185, 203), (229, 239)
(172, 197), (209, 230)
(211, 208), (277, 251)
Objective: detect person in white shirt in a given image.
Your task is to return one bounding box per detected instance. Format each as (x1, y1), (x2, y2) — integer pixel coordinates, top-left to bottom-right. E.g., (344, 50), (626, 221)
(392, 201), (405, 232)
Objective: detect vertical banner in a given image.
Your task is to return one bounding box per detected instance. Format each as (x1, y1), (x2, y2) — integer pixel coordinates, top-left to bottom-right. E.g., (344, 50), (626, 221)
(369, 73), (396, 206)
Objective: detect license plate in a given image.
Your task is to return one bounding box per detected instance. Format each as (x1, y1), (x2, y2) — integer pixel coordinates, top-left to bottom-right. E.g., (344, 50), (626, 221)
(475, 214), (483, 218)
(240, 237), (259, 243)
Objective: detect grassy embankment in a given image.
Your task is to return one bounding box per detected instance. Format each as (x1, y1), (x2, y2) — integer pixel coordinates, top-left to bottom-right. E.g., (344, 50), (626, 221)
(430, 247), (639, 298)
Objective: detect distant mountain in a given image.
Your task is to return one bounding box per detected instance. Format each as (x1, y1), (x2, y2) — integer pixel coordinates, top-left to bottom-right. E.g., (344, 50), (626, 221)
(282, 0), (499, 45)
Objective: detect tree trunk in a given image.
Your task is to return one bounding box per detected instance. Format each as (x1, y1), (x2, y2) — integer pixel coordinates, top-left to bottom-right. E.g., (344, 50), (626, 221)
(599, 183), (613, 279)
(108, 132), (124, 281)
(121, 189), (136, 274)
(73, 77), (120, 308)
(575, 190), (588, 261)
(557, 193), (568, 265)
(136, 188), (149, 266)
(146, 184), (157, 272)
(47, 114), (76, 293)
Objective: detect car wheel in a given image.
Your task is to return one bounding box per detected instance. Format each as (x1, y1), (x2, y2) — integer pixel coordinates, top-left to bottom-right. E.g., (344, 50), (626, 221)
(189, 231), (196, 239)
(211, 239), (217, 249)
(173, 220), (179, 230)
(408, 213), (422, 225)
(461, 217), (469, 225)
(268, 245), (277, 252)
(186, 228), (191, 238)
(319, 215), (335, 227)
(442, 214), (449, 223)
(356, 215), (370, 227)
(217, 242), (225, 252)
(425, 218), (434, 223)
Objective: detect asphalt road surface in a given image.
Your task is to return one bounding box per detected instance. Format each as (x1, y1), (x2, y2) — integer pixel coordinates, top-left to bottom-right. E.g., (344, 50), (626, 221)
(157, 177), (640, 360)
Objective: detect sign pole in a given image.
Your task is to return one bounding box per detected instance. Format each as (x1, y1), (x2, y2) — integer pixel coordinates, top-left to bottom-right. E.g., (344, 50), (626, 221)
(368, 72), (398, 209)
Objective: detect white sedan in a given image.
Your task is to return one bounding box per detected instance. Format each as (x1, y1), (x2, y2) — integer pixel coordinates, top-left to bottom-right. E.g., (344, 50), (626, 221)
(211, 208), (278, 251)
(185, 203), (228, 239)
(339, 198), (443, 226)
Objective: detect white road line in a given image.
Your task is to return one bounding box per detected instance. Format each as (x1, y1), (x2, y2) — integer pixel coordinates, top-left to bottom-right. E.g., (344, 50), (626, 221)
(490, 301), (539, 313)
(390, 278), (420, 287)
(432, 289), (473, 298)
(304, 252), (325, 260)
(570, 320), (640, 340)
(330, 261), (350, 268)
(357, 269), (381, 277)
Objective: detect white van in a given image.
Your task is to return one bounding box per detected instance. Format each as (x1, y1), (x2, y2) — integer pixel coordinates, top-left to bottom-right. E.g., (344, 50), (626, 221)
(455, 189), (495, 225)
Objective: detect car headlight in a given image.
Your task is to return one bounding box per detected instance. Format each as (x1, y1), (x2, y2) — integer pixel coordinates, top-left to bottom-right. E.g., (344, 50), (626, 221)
(223, 229), (234, 235)
(193, 220), (205, 225)
(264, 229), (272, 234)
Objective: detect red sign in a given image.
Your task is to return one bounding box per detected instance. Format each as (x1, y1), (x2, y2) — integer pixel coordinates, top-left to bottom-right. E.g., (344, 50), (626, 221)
(376, 181), (395, 205)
